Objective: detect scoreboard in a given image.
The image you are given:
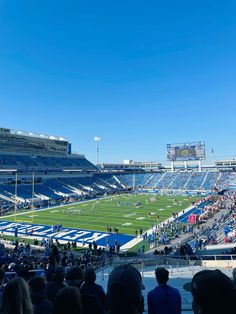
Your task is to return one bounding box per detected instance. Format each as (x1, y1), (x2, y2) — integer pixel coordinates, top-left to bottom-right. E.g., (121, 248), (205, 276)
(167, 142), (205, 161)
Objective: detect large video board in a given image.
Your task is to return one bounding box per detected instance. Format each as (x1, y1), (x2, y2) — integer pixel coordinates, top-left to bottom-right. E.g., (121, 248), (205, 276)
(167, 142), (205, 161)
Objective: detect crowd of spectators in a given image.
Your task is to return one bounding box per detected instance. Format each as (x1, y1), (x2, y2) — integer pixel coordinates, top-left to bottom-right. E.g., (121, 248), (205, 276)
(1, 189), (236, 313)
(138, 196), (222, 253)
(188, 191), (236, 253)
(0, 238), (111, 285)
(150, 192), (236, 258)
(0, 263), (236, 314)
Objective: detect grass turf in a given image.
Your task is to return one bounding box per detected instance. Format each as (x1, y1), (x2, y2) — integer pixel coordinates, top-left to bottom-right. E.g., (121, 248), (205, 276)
(1, 194), (199, 236)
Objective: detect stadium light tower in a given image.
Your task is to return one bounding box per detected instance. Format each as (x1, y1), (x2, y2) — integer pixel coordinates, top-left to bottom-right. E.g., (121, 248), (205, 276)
(94, 136), (101, 165)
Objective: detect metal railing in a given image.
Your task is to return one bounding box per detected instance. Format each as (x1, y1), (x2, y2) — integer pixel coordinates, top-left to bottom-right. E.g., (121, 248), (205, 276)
(112, 253), (236, 268)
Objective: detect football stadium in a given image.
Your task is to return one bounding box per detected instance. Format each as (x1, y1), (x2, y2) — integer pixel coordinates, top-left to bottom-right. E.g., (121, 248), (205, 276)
(0, 127), (236, 312)
(0, 128), (234, 249)
(1, 2), (236, 312)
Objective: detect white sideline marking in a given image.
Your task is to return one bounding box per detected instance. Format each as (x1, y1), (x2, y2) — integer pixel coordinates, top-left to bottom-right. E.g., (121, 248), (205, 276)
(0, 196), (112, 219)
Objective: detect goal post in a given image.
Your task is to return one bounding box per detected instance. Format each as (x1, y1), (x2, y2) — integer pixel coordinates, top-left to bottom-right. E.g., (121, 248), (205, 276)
(14, 172), (35, 223)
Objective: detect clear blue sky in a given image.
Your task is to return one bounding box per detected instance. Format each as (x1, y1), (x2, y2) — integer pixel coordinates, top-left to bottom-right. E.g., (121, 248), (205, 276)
(0, 0), (235, 164)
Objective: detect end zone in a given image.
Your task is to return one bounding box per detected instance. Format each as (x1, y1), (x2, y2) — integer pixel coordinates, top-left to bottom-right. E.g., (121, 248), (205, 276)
(0, 220), (135, 249)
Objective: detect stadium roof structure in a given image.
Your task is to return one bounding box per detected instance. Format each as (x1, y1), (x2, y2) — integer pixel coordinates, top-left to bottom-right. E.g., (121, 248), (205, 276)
(100, 160), (162, 171)
(0, 127), (68, 142)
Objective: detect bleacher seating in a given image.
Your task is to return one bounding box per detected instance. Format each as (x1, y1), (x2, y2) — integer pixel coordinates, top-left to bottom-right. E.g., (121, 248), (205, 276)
(0, 149), (235, 206)
(185, 172), (206, 190)
(155, 172), (177, 189)
(0, 154), (97, 171)
(170, 172), (191, 189)
(214, 172), (233, 190)
(202, 172), (219, 190)
(144, 173), (163, 188)
(0, 170), (235, 205)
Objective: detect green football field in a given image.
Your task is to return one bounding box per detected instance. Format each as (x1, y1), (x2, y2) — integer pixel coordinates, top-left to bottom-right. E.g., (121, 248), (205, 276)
(2, 194), (199, 235)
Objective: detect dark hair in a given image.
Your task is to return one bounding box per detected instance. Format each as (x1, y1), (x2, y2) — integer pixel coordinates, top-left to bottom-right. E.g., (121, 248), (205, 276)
(52, 267), (65, 283)
(66, 267), (84, 289)
(0, 277), (33, 314)
(66, 266), (83, 282)
(0, 268), (5, 284)
(107, 264), (144, 314)
(191, 269), (236, 314)
(29, 276), (46, 292)
(53, 286), (82, 314)
(84, 268), (96, 285)
(155, 267), (169, 285)
(232, 268), (236, 283)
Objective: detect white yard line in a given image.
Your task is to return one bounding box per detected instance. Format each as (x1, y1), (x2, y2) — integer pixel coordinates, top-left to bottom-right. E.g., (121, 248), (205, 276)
(0, 195), (197, 251)
(0, 196), (113, 219)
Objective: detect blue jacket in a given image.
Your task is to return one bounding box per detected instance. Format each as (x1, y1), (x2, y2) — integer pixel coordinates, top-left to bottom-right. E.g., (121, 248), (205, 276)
(148, 284), (181, 314)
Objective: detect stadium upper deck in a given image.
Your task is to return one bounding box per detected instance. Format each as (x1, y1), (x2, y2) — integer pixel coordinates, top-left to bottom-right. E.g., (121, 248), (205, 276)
(0, 127), (235, 208)
(0, 127), (97, 172)
(0, 127), (69, 156)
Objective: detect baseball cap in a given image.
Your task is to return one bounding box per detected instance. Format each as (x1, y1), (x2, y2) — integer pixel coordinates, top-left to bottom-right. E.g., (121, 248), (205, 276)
(183, 269), (236, 313)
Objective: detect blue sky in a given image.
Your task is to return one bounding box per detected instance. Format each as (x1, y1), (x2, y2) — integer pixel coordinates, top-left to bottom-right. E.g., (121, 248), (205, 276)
(0, 0), (235, 164)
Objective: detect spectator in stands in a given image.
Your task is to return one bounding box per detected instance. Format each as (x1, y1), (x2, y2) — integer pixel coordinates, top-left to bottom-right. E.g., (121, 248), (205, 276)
(0, 268), (5, 306)
(106, 264), (144, 314)
(29, 276), (52, 314)
(184, 269), (236, 314)
(148, 267), (181, 314)
(232, 268), (236, 287)
(0, 277), (33, 314)
(81, 268), (106, 308)
(65, 266), (83, 289)
(46, 267), (67, 302)
(52, 286), (82, 314)
(50, 244), (60, 265)
(66, 266), (104, 314)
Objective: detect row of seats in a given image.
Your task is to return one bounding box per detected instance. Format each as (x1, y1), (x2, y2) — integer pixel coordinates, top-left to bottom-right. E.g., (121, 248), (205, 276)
(0, 154), (97, 171)
(116, 171), (234, 191)
(0, 171), (234, 204)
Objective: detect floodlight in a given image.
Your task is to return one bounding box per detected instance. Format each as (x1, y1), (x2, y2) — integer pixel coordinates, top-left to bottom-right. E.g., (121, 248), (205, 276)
(94, 136), (101, 165)
(94, 136), (101, 141)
